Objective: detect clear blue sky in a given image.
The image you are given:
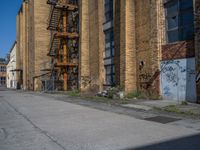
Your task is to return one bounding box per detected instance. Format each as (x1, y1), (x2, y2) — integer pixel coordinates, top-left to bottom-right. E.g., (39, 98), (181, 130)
(0, 0), (23, 58)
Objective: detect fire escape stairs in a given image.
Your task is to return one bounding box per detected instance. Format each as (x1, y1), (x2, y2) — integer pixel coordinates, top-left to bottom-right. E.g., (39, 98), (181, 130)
(48, 7), (61, 31)
(47, 0), (79, 91)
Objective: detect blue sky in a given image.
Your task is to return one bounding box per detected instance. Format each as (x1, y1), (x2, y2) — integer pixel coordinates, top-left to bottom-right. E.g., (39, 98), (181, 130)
(0, 0), (23, 58)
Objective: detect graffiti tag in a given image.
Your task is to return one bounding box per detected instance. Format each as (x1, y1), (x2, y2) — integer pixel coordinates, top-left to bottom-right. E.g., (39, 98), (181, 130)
(81, 76), (92, 88)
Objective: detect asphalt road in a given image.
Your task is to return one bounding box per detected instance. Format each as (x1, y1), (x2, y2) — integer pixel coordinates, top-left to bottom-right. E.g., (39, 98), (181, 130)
(0, 88), (199, 150)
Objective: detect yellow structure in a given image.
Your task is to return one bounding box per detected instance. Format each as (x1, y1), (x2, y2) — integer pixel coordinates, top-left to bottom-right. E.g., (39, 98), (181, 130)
(14, 0), (200, 103)
(16, 0), (50, 90)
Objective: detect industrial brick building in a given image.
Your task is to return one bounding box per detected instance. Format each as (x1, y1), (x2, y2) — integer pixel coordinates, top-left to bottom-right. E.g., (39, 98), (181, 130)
(79, 0), (200, 103)
(16, 0), (50, 90)
(15, 0), (200, 103)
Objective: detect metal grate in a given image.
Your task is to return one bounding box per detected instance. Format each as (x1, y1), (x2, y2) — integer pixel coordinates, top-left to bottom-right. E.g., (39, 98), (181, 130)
(144, 116), (181, 124)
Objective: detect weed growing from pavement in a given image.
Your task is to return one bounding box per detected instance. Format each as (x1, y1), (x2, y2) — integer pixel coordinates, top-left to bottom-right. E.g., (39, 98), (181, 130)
(126, 90), (162, 100)
(163, 105), (200, 118)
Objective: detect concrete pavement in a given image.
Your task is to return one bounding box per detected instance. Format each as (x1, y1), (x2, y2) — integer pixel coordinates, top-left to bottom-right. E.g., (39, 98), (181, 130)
(0, 88), (200, 150)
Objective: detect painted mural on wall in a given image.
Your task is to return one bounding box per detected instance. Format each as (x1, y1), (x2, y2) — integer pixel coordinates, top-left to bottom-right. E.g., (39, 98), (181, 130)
(160, 58), (196, 103)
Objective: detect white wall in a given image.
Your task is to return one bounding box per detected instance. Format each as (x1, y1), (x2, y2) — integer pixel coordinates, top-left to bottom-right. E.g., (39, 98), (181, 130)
(7, 43), (17, 89)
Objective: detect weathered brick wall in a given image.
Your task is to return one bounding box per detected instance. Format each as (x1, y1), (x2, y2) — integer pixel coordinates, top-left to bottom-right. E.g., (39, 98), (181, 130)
(22, 1), (29, 90)
(135, 0), (164, 95)
(88, 0), (104, 92)
(162, 41), (195, 60)
(114, 0), (137, 93)
(195, 0), (200, 103)
(114, 0), (164, 95)
(16, 0), (50, 91)
(123, 0), (137, 93)
(79, 0), (91, 92)
(79, 0), (105, 93)
(135, 0), (152, 93)
(33, 0), (50, 91)
(19, 7), (24, 87)
(28, 0), (35, 90)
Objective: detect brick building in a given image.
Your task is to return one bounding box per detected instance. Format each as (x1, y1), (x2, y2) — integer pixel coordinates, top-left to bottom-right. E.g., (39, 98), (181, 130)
(78, 0), (200, 103)
(15, 0), (200, 103)
(16, 0), (50, 90)
(0, 58), (7, 87)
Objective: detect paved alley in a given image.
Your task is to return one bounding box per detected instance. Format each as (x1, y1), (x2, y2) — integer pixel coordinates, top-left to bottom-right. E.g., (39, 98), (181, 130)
(0, 88), (200, 150)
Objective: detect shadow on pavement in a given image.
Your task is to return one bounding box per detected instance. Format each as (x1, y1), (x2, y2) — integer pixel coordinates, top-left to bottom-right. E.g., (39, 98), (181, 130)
(123, 134), (200, 150)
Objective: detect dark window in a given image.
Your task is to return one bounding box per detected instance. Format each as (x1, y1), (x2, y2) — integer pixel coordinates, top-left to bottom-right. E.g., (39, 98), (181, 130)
(104, 0), (115, 85)
(105, 65), (115, 85)
(165, 0), (194, 43)
(104, 29), (114, 58)
(104, 0), (113, 22)
(104, 28), (115, 85)
(0, 66), (6, 72)
(0, 77), (6, 85)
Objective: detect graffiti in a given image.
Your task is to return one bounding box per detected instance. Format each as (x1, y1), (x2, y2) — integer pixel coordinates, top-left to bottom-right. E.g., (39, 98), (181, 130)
(139, 69), (160, 91)
(165, 73), (178, 86)
(160, 58), (196, 102)
(139, 73), (151, 81)
(162, 66), (176, 73)
(81, 76), (92, 88)
(163, 86), (172, 97)
(161, 62), (179, 87)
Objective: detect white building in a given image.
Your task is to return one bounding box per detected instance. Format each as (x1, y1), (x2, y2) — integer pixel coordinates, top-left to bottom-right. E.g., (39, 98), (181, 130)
(7, 42), (17, 89)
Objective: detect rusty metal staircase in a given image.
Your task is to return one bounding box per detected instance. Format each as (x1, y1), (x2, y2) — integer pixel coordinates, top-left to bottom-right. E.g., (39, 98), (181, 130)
(47, 7), (61, 31)
(47, 0), (79, 91)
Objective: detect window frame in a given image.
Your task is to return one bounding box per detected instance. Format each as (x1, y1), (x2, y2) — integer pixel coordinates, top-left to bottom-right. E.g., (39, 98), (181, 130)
(105, 64), (115, 86)
(164, 0), (194, 43)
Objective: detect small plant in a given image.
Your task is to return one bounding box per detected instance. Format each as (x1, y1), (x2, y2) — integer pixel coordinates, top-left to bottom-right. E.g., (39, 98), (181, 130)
(67, 90), (81, 97)
(181, 101), (188, 106)
(164, 105), (181, 113)
(107, 87), (120, 99)
(126, 91), (141, 99)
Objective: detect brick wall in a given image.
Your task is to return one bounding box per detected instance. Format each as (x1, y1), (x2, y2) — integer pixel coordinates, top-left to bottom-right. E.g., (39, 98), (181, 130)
(114, 0), (137, 94)
(79, 0), (105, 93)
(79, 0), (90, 92)
(195, 0), (200, 103)
(33, 0), (50, 91)
(16, 0), (50, 91)
(115, 0), (164, 95)
(162, 41), (195, 61)
(28, 0), (35, 90)
(88, 0), (104, 92)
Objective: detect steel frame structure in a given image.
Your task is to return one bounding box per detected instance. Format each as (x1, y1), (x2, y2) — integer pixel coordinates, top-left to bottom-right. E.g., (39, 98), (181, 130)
(47, 0), (79, 91)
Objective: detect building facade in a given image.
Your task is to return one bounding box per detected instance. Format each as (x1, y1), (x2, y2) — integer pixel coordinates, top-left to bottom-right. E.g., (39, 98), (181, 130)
(15, 0), (200, 103)
(0, 58), (7, 87)
(7, 42), (18, 89)
(78, 0), (200, 103)
(16, 0), (50, 90)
